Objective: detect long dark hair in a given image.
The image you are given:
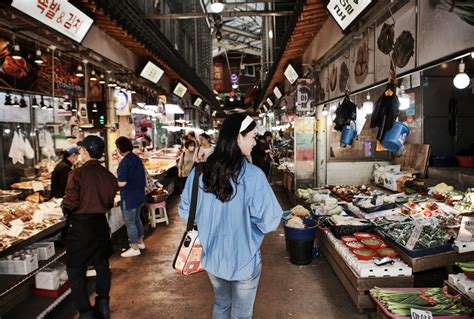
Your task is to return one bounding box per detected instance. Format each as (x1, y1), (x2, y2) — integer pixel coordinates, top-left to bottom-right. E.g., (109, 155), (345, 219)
(203, 113), (256, 202)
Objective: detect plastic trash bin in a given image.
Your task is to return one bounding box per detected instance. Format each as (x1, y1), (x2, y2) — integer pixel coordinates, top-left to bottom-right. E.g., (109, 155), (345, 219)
(283, 219), (318, 265)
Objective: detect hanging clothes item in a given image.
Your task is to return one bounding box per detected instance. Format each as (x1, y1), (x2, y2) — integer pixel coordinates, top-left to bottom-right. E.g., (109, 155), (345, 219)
(333, 97), (357, 132)
(370, 82), (400, 141)
(8, 131), (24, 164)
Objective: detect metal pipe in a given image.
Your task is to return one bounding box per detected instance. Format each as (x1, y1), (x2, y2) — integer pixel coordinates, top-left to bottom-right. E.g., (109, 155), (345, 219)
(221, 25), (260, 39)
(141, 10), (292, 19)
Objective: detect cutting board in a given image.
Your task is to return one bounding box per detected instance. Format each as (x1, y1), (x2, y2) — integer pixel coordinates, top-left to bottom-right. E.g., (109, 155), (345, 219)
(394, 144), (431, 177)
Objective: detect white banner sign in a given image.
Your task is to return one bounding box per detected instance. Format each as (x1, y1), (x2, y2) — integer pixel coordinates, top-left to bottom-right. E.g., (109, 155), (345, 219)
(284, 64), (298, 85)
(12, 0), (94, 43)
(140, 61), (164, 84)
(327, 0), (372, 31)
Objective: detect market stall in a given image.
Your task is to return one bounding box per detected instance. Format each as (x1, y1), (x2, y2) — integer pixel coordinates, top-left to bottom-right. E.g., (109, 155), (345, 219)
(287, 182), (474, 313)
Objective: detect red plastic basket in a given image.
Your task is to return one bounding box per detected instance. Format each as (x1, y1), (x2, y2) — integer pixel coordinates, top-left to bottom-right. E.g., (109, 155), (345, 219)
(370, 288), (471, 319)
(456, 156), (474, 168)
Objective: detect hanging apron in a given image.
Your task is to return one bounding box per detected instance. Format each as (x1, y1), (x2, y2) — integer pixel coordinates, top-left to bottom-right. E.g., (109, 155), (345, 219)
(66, 214), (113, 267)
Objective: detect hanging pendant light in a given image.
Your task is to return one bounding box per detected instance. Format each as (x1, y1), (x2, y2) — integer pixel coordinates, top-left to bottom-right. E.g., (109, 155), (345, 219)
(47, 98), (54, 111)
(321, 105), (329, 116)
(90, 70), (97, 81)
(19, 93), (27, 108)
(76, 65), (84, 77)
(362, 93), (374, 114)
(453, 59), (470, 89)
(71, 98), (77, 112)
(34, 49), (43, 64)
(99, 74), (105, 84)
(107, 78), (116, 87)
(4, 91), (12, 106)
(12, 96), (20, 107)
(40, 96), (47, 110)
(92, 102), (98, 112)
(12, 44), (22, 60)
(31, 96), (39, 108)
(210, 0), (224, 13)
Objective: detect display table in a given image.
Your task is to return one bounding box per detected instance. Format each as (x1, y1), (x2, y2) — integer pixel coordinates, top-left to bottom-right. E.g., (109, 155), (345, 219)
(375, 230), (474, 273)
(317, 229), (414, 312)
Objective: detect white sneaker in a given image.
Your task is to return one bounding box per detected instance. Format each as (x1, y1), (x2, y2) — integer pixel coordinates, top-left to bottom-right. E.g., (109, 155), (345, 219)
(137, 243), (146, 250)
(121, 247), (141, 257)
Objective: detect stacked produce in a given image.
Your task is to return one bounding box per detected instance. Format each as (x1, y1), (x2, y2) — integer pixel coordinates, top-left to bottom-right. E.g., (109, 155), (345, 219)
(374, 216), (452, 250)
(454, 188), (474, 212)
(341, 232), (398, 260)
(284, 205), (312, 229)
(371, 287), (471, 316)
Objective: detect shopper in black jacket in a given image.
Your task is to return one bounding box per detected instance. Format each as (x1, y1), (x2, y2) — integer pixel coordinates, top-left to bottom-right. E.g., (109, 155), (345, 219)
(50, 146), (80, 198)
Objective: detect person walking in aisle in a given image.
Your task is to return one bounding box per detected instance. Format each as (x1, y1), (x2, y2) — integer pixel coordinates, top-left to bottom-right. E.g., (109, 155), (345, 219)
(179, 114), (283, 319)
(178, 139), (197, 191)
(194, 132), (215, 163)
(50, 146), (80, 199)
(115, 136), (146, 257)
(62, 136), (118, 319)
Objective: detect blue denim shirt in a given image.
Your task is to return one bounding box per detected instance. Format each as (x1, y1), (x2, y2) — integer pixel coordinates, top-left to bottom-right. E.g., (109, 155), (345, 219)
(179, 161), (283, 280)
(117, 152), (145, 210)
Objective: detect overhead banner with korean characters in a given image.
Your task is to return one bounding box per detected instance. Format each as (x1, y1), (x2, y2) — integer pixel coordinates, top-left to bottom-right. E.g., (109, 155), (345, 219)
(327, 0), (372, 31)
(12, 0), (94, 43)
(213, 63), (224, 92)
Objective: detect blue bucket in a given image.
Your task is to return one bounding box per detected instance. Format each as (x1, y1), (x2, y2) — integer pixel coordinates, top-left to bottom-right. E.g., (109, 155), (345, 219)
(382, 122), (409, 152)
(283, 219), (318, 241)
(340, 126), (356, 147)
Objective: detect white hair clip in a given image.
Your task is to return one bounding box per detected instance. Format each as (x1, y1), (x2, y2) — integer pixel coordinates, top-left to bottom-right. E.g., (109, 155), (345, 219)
(239, 115), (254, 133)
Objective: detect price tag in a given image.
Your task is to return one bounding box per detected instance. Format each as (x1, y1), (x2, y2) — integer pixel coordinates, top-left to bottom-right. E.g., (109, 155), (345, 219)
(458, 216), (474, 242)
(32, 210), (45, 224)
(10, 218), (24, 226)
(410, 308), (433, 319)
(32, 181), (44, 192)
(411, 213), (438, 227)
(0, 222), (9, 235)
(375, 196), (384, 206)
(406, 224), (422, 250)
(7, 224), (24, 237)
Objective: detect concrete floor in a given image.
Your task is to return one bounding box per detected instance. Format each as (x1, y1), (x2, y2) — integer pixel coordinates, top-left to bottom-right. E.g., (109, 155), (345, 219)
(45, 185), (370, 319)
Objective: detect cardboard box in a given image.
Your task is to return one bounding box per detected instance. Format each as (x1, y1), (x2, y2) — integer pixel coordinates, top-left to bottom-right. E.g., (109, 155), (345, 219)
(30, 242), (55, 260)
(0, 254), (39, 275)
(383, 171), (413, 191)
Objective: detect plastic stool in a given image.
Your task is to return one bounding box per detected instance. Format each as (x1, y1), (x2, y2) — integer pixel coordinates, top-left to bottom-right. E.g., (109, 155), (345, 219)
(148, 201), (169, 227)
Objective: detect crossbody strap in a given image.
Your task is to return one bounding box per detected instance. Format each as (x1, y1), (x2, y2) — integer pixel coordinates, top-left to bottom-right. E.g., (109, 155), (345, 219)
(186, 163), (204, 231)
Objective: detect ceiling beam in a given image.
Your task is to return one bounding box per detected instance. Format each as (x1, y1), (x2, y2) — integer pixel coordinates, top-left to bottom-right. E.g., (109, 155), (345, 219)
(141, 10), (292, 20)
(221, 25), (260, 39)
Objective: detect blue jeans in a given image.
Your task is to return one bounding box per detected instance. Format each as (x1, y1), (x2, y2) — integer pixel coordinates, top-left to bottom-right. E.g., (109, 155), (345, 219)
(207, 263), (262, 319)
(122, 206), (144, 245)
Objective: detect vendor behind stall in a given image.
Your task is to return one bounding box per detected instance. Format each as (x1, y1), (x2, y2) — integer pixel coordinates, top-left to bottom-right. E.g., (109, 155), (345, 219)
(50, 146), (80, 199)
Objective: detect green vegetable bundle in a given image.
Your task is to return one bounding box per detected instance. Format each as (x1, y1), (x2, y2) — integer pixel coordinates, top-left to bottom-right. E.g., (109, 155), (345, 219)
(371, 287), (471, 316)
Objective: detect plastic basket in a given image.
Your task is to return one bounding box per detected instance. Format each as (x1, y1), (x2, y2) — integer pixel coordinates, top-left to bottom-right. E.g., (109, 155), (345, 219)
(370, 287), (471, 319)
(326, 219), (373, 239)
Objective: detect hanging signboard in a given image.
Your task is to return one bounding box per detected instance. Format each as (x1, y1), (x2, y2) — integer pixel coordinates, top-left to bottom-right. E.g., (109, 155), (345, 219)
(140, 61), (164, 84)
(296, 79), (313, 112)
(213, 63), (224, 92)
(327, 0), (372, 31)
(284, 64), (298, 85)
(12, 0), (94, 43)
(273, 86), (282, 99)
(294, 117), (315, 182)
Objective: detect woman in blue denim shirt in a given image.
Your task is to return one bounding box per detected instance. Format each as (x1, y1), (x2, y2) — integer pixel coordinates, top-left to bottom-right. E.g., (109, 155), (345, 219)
(179, 114), (283, 318)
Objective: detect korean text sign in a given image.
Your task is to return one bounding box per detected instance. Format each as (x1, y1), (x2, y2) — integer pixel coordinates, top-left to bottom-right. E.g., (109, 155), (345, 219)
(12, 0), (94, 43)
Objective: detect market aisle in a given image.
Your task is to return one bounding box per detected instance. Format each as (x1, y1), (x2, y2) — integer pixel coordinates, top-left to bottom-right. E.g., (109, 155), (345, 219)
(95, 186), (366, 319)
(44, 186), (368, 319)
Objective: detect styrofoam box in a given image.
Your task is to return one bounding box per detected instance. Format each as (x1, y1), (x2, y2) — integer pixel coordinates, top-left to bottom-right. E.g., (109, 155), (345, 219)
(448, 273), (474, 300)
(454, 240), (474, 253)
(383, 171), (412, 191)
(30, 242), (55, 260)
(0, 255), (39, 275)
(325, 230), (413, 278)
(35, 268), (60, 290)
